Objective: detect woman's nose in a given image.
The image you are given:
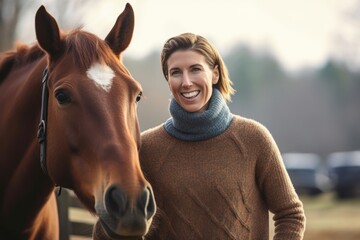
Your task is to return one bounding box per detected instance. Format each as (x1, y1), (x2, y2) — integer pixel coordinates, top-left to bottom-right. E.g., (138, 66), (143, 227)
(182, 73), (192, 87)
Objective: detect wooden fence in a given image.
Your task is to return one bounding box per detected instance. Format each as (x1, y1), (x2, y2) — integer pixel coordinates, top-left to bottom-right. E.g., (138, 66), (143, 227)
(56, 189), (96, 240)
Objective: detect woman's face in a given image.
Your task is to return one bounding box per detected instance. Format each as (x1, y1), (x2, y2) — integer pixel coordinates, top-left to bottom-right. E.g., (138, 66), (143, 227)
(167, 50), (219, 112)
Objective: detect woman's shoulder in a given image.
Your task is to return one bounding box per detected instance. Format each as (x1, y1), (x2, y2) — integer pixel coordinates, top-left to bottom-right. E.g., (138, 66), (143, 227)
(141, 124), (165, 138)
(229, 115), (278, 151)
(141, 124), (174, 148)
(229, 115), (282, 167)
(230, 115), (272, 137)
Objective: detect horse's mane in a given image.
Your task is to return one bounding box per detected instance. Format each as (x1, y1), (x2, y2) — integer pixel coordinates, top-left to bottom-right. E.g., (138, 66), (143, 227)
(0, 29), (118, 83)
(0, 43), (45, 83)
(3, 43), (45, 65)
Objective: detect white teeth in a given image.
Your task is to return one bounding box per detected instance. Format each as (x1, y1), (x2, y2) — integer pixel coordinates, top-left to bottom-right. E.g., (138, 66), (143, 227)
(182, 90), (200, 98)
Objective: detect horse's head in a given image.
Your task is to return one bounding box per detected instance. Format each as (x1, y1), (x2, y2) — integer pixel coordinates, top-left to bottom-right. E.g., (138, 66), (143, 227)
(35, 4), (155, 238)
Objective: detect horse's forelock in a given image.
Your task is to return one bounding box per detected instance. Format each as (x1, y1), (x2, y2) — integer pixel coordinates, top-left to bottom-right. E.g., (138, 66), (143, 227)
(65, 30), (118, 69)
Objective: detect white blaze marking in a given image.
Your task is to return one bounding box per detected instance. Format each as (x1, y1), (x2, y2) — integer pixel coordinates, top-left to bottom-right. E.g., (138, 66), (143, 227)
(86, 62), (115, 92)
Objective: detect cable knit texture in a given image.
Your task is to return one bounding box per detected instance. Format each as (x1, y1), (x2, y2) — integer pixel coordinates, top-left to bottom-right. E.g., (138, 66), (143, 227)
(140, 93), (306, 240)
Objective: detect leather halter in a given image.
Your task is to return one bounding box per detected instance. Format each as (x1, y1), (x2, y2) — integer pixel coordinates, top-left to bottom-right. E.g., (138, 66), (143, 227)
(37, 66), (62, 196)
(37, 66), (49, 175)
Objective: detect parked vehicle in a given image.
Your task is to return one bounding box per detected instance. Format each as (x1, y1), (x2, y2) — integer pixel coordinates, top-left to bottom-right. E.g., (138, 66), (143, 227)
(282, 153), (331, 196)
(327, 151), (360, 199)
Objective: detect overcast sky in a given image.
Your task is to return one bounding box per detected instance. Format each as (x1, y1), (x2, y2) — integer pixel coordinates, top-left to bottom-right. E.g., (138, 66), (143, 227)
(19, 0), (359, 71)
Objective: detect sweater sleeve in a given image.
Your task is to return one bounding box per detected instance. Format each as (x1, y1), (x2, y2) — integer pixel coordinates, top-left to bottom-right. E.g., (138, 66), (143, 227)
(253, 122), (306, 240)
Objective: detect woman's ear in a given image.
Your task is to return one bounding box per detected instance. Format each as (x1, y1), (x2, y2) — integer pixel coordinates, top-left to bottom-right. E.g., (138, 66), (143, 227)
(212, 65), (219, 84)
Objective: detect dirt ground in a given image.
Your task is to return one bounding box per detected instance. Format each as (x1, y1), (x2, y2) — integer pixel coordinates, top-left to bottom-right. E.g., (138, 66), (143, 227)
(70, 192), (360, 240)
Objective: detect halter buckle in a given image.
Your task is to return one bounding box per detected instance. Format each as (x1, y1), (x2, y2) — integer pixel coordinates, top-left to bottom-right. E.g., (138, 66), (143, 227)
(37, 120), (46, 143)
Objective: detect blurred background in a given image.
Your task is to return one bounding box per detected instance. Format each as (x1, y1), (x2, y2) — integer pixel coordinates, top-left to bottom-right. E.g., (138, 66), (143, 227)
(1, 0), (360, 239)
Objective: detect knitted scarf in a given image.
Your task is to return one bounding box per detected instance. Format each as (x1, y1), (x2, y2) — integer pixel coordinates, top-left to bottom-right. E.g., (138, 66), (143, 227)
(164, 88), (233, 141)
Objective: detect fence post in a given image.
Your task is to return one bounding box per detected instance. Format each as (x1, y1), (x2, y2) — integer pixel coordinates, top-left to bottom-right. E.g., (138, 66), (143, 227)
(56, 189), (70, 240)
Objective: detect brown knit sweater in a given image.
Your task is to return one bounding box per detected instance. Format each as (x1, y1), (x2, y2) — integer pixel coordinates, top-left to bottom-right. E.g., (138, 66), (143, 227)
(140, 116), (306, 239)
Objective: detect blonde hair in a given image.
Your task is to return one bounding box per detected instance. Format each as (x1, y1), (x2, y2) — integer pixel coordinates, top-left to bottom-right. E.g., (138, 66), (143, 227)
(161, 33), (235, 102)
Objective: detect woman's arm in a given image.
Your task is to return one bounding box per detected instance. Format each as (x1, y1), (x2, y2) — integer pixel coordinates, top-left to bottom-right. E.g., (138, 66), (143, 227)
(254, 123), (306, 239)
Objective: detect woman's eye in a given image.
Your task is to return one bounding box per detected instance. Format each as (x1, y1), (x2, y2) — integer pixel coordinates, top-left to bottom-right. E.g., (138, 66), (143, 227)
(55, 90), (71, 105)
(136, 91), (142, 103)
(192, 67), (201, 72)
(170, 70), (180, 76)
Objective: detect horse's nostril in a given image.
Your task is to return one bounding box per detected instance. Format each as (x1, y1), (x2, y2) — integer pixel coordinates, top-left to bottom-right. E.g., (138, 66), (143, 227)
(138, 187), (156, 220)
(106, 187), (127, 218)
(105, 186), (156, 222)
(147, 187), (156, 220)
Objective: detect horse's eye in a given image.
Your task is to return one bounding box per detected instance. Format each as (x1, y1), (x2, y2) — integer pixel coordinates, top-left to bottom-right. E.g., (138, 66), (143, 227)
(136, 91), (142, 103)
(55, 90), (71, 105)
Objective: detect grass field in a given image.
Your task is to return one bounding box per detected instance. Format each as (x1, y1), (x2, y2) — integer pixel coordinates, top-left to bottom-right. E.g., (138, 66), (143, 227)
(269, 193), (360, 239)
(299, 193), (360, 240)
(70, 192), (360, 239)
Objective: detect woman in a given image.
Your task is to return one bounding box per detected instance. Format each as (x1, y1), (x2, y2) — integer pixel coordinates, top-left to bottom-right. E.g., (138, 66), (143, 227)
(140, 33), (305, 239)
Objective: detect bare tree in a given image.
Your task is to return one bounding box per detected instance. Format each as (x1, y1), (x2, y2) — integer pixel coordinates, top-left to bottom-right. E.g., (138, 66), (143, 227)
(0, 0), (95, 51)
(332, 1), (360, 70)
(0, 0), (21, 50)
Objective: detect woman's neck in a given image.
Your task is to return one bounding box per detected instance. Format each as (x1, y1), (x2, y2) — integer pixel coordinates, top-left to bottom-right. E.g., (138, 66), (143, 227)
(164, 88), (233, 141)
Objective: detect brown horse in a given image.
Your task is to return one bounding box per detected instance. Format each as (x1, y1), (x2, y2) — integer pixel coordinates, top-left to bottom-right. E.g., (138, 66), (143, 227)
(0, 3), (156, 240)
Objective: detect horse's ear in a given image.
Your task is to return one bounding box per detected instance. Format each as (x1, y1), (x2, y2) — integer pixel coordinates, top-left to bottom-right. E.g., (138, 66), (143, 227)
(105, 3), (134, 57)
(35, 5), (62, 58)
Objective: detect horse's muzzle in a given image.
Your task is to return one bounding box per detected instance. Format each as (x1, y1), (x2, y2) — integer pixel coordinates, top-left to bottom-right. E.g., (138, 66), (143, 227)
(97, 185), (156, 238)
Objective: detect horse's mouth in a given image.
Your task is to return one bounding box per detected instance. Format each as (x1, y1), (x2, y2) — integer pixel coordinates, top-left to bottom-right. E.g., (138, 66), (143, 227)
(99, 219), (145, 240)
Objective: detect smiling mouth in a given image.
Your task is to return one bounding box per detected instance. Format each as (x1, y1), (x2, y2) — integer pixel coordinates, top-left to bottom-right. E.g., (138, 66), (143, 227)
(181, 90), (200, 99)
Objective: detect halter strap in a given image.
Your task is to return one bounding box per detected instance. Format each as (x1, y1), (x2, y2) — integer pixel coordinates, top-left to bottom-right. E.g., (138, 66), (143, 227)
(38, 67), (49, 175)
(37, 67), (62, 196)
